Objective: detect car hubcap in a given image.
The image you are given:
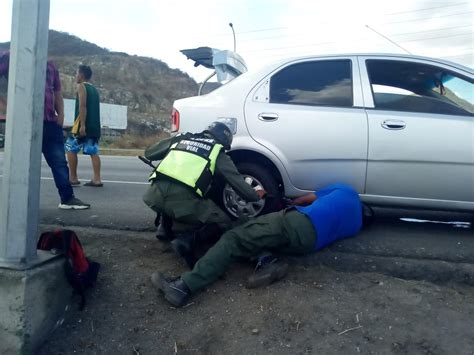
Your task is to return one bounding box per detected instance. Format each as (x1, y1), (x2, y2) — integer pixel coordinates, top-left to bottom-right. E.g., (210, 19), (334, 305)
(223, 174), (265, 218)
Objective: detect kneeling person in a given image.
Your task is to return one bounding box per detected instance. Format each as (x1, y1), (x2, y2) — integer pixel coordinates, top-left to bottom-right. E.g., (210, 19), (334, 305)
(143, 121), (265, 253)
(152, 183), (363, 307)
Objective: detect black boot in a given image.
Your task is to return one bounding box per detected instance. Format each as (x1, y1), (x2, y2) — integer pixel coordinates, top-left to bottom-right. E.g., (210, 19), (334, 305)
(150, 272), (190, 307)
(170, 232), (197, 268)
(154, 212), (161, 227)
(245, 253), (289, 289)
(189, 223), (224, 262)
(195, 223), (222, 245)
(156, 214), (174, 241)
(171, 224), (224, 268)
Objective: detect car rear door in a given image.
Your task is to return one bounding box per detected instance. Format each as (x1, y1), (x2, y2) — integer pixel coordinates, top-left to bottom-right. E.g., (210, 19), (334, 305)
(359, 56), (474, 207)
(244, 57), (368, 193)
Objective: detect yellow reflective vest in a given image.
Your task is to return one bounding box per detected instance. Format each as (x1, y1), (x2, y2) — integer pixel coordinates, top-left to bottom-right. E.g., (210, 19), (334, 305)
(149, 136), (223, 197)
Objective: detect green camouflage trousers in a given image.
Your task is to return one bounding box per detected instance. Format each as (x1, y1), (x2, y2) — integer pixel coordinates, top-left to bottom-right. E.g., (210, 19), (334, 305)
(143, 180), (232, 231)
(182, 209), (316, 293)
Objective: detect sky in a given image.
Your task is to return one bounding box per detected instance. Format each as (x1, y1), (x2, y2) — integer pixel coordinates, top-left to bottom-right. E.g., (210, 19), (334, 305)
(0, 0), (472, 82)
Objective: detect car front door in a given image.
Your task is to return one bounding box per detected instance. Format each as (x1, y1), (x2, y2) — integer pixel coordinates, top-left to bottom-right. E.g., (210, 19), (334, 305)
(359, 56), (474, 208)
(244, 57), (368, 193)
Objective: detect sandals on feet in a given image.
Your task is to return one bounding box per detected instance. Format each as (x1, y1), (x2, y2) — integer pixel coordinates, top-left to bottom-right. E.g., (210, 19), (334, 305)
(84, 181), (103, 187)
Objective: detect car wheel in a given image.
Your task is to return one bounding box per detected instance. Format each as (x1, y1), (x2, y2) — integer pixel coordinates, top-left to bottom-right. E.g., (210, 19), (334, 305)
(222, 162), (281, 218)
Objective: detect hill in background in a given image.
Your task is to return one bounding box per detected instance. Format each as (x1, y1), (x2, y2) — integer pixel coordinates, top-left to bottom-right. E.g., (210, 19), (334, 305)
(0, 30), (199, 139)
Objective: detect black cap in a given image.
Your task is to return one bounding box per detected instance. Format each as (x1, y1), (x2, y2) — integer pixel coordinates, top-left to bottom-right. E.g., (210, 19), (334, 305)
(203, 121), (233, 150)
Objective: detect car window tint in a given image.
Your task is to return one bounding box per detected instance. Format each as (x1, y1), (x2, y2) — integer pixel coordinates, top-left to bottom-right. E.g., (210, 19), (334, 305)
(270, 60), (353, 107)
(367, 59), (474, 116)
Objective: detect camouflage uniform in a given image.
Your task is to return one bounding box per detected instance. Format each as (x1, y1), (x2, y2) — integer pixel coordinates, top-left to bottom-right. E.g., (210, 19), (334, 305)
(181, 209), (316, 292)
(143, 134), (259, 231)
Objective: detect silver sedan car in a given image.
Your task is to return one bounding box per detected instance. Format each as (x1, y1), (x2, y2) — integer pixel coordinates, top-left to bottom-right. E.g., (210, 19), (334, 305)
(173, 53), (474, 216)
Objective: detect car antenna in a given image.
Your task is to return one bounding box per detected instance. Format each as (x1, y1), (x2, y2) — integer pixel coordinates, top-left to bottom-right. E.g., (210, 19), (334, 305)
(229, 22), (236, 52)
(365, 25), (412, 54)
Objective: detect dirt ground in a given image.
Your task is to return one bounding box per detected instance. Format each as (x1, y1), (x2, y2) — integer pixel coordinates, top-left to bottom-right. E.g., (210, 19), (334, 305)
(38, 226), (474, 355)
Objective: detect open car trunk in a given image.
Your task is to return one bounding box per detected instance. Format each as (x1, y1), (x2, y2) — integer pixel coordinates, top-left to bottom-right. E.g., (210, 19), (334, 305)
(180, 47), (248, 90)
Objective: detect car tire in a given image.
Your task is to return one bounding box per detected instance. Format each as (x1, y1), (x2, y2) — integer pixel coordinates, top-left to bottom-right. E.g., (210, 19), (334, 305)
(239, 162), (282, 214)
(216, 162), (281, 218)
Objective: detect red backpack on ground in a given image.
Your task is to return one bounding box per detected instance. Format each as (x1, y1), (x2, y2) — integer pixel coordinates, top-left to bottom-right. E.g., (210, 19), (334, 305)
(37, 229), (100, 310)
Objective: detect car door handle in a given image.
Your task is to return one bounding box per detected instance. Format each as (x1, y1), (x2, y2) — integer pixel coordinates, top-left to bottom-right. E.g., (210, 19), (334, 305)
(381, 120), (406, 130)
(258, 112), (279, 121)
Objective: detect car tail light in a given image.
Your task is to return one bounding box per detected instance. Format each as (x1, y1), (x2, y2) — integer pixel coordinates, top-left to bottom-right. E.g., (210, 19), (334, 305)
(171, 108), (180, 132)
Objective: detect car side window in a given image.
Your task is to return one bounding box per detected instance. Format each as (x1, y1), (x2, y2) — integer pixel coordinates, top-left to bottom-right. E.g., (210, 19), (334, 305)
(269, 60), (353, 107)
(366, 59), (474, 116)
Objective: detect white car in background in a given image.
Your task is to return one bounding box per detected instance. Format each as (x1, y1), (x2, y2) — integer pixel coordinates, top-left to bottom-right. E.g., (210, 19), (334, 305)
(172, 53), (474, 217)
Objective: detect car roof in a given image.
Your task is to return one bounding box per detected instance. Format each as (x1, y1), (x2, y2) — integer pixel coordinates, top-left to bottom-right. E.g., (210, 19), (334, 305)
(268, 53), (473, 74)
(210, 52), (473, 96)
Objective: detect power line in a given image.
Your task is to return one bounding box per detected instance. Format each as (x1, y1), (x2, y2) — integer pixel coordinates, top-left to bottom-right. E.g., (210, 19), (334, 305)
(245, 38), (474, 61)
(183, 6), (473, 40)
(384, 11), (473, 25)
(390, 25), (473, 37)
(241, 32), (472, 55)
(384, 2), (470, 15)
(250, 48), (474, 62)
(239, 9), (473, 51)
(243, 40), (334, 53)
(402, 32), (473, 43)
(237, 24), (473, 43)
(236, 26), (287, 35)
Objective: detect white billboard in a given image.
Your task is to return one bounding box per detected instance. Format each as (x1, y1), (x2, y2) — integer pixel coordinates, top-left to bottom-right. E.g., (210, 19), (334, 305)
(64, 99), (127, 130)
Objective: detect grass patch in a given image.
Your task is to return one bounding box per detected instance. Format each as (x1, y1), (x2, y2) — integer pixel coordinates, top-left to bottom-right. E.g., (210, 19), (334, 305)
(106, 132), (169, 149)
(100, 132), (169, 156)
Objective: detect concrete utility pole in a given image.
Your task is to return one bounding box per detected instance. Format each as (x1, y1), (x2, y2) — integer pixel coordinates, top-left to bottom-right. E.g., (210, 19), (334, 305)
(0, 2), (71, 354)
(0, 0), (50, 265)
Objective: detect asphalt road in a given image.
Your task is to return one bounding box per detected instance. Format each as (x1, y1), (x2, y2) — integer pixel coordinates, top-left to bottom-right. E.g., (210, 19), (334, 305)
(0, 152), (472, 236)
(0, 153), (157, 230)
